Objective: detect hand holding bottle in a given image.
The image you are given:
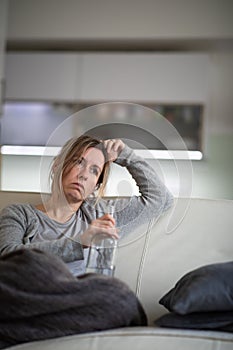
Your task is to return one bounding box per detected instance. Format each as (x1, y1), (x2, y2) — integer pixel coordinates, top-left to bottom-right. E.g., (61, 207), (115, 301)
(80, 212), (118, 248)
(85, 204), (118, 276)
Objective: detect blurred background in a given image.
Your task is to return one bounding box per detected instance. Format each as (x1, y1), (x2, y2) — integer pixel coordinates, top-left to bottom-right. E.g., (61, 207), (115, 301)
(0, 0), (232, 199)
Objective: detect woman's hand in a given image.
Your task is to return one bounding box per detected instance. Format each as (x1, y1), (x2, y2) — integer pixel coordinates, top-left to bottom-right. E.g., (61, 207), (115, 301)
(79, 214), (119, 247)
(102, 139), (125, 163)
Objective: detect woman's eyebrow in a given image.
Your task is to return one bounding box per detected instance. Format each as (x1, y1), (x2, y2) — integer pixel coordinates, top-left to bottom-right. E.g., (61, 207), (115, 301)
(81, 156), (102, 172)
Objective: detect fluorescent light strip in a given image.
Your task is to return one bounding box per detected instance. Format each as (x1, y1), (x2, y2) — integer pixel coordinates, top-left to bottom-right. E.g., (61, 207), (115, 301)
(0, 146), (60, 156)
(0, 146), (203, 160)
(135, 149), (203, 160)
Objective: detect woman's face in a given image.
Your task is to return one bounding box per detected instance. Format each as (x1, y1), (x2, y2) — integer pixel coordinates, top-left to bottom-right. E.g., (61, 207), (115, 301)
(62, 147), (105, 204)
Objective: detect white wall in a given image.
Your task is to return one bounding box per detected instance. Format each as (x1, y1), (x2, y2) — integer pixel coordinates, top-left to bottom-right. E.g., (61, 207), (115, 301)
(208, 52), (233, 135)
(7, 0), (233, 40)
(2, 142), (233, 200)
(1, 0), (233, 200)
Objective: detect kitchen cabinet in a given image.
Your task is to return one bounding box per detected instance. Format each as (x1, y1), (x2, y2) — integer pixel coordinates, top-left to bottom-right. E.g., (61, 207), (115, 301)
(5, 52), (209, 104)
(0, 0), (7, 114)
(80, 53), (209, 103)
(5, 53), (82, 101)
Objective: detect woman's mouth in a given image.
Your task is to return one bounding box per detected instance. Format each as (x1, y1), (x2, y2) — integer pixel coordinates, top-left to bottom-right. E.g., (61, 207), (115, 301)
(72, 182), (84, 194)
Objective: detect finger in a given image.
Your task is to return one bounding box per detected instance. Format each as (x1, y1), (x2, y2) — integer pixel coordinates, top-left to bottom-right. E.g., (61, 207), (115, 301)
(106, 139), (125, 155)
(111, 139), (121, 151)
(98, 213), (115, 224)
(106, 140), (114, 154)
(96, 227), (120, 240)
(89, 224), (119, 239)
(91, 219), (115, 229)
(103, 139), (118, 153)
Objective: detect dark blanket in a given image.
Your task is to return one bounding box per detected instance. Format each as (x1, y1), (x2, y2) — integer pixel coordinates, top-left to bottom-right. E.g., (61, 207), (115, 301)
(0, 249), (147, 349)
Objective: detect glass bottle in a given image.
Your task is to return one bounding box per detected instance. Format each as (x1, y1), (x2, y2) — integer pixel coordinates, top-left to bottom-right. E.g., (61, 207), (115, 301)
(85, 204), (118, 277)
(85, 233), (118, 276)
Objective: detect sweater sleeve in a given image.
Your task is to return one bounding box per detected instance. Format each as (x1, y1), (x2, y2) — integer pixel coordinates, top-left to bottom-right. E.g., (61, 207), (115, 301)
(107, 145), (174, 236)
(0, 204), (83, 262)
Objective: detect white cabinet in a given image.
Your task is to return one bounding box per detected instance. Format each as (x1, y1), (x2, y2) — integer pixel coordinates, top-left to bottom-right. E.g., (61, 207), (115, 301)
(5, 53), (82, 101)
(5, 52), (209, 103)
(80, 53), (209, 103)
(0, 0), (8, 114)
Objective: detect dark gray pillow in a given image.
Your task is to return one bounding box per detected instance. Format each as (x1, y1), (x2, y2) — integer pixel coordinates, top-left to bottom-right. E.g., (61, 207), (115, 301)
(159, 261), (233, 315)
(154, 311), (233, 332)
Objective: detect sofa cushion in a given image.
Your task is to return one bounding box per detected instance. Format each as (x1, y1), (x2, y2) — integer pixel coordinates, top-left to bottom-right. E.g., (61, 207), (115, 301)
(154, 311), (233, 332)
(159, 261), (233, 314)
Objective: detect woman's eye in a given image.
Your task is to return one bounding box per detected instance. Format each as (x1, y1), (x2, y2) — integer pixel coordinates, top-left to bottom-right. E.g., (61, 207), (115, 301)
(90, 167), (99, 176)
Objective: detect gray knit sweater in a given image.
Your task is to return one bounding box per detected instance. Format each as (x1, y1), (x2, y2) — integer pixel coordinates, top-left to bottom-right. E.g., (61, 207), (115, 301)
(0, 145), (173, 272)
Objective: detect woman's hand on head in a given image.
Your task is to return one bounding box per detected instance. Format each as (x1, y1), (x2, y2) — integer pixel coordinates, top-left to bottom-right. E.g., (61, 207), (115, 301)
(102, 139), (125, 163)
(79, 214), (119, 247)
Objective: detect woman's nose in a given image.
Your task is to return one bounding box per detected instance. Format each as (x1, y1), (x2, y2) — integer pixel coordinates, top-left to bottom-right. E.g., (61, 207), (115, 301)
(78, 166), (88, 180)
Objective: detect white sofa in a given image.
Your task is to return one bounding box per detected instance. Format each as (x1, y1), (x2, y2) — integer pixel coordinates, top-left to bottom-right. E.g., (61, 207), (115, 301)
(1, 193), (233, 350)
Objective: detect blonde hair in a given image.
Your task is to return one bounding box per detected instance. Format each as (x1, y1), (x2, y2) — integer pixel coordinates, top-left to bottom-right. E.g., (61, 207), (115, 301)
(50, 135), (110, 202)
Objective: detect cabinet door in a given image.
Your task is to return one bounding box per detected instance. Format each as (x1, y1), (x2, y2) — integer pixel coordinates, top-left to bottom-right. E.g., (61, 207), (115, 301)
(0, 0), (7, 114)
(80, 53), (209, 103)
(5, 53), (82, 101)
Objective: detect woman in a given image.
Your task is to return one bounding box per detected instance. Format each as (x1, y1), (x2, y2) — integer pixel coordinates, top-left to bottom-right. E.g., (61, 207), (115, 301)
(0, 135), (173, 276)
